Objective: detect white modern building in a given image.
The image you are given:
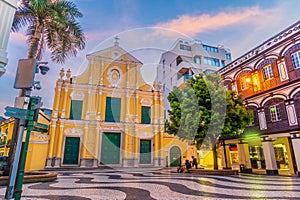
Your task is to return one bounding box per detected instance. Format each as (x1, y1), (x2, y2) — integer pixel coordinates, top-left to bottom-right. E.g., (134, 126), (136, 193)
(156, 39), (232, 117)
(0, 0), (18, 77)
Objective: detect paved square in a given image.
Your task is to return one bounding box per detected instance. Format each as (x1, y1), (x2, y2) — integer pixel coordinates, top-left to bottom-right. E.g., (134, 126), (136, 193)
(1, 169), (300, 199)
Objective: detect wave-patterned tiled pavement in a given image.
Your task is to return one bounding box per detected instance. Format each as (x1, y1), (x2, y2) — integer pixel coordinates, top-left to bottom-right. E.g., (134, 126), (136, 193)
(1, 169), (300, 200)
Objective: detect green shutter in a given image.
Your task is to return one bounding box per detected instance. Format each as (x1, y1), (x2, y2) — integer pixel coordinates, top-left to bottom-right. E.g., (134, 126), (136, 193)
(70, 100), (83, 120)
(140, 140), (151, 164)
(105, 97), (121, 122)
(63, 137), (80, 165)
(141, 106), (151, 124)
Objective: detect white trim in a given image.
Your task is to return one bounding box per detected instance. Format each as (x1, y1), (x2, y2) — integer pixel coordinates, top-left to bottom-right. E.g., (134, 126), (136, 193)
(289, 87), (300, 98)
(140, 98), (153, 106)
(233, 68), (252, 80)
(61, 135), (82, 166)
(280, 40), (300, 56)
(70, 90), (85, 101)
(261, 95), (287, 107)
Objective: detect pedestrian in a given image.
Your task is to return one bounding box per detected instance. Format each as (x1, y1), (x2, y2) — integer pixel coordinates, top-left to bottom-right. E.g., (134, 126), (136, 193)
(177, 164), (184, 173)
(185, 159), (191, 172)
(192, 156), (198, 169)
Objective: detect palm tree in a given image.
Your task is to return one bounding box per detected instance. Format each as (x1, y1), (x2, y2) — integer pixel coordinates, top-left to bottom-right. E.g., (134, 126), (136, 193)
(12, 0), (86, 63)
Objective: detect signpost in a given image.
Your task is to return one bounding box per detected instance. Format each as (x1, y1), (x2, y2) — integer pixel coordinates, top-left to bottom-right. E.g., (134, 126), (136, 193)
(4, 107), (34, 120)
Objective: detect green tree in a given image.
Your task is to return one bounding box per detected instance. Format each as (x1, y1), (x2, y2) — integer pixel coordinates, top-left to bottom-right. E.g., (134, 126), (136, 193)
(12, 0), (86, 63)
(165, 73), (253, 169)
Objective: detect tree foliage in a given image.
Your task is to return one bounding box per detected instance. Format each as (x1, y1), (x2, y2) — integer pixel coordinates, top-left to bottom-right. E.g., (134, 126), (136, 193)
(165, 73), (253, 168)
(12, 0), (86, 63)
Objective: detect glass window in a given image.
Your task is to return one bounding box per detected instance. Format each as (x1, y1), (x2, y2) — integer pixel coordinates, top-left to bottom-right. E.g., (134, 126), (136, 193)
(105, 97), (121, 122)
(204, 57), (220, 67)
(225, 53), (231, 60)
(221, 60), (225, 68)
(141, 106), (151, 124)
(291, 51), (300, 69)
(270, 105), (281, 122)
(203, 45), (218, 53)
(194, 56), (201, 64)
(262, 65), (273, 80)
(204, 70), (215, 75)
(180, 44), (191, 51)
(70, 100), (83, 120)
(240, 77), (248, 90)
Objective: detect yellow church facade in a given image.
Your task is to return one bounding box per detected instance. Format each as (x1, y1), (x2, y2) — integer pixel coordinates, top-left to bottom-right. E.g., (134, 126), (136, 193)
(46, 41), (166, 168)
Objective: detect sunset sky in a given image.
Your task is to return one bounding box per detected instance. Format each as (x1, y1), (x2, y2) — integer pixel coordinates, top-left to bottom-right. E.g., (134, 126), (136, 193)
(1, 0), (300, 116)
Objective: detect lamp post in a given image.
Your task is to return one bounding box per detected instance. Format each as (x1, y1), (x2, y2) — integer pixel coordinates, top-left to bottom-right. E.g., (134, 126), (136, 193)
(4, 59), (49, 199)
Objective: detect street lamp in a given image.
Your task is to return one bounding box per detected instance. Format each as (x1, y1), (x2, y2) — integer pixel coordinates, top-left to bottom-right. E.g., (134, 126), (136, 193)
(4, 58), (49, 200)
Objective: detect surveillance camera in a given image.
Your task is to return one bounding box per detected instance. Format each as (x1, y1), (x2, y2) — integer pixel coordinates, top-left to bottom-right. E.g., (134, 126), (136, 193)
(39, 65), (50, 75)
(34, 81), (42, 90)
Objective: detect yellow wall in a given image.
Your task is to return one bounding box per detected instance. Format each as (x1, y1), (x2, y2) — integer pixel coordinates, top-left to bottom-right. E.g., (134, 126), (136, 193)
(0, 109), (50, 172)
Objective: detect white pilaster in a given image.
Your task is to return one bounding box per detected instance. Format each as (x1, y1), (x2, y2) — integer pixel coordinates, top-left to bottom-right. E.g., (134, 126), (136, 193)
(0, 0), (18, 76)
(262, 138), (278, 175)
(291, 133), (300, 177)
(220, 142), (232, 169)
(238, 141), (252, 172)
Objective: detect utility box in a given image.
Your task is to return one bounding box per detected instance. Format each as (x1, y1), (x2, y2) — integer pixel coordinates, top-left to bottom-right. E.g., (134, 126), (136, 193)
(14, 59), (37, 89)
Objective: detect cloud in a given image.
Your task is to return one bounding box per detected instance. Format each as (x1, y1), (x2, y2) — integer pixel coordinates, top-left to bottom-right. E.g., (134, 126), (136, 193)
(156, 6), (279, 37)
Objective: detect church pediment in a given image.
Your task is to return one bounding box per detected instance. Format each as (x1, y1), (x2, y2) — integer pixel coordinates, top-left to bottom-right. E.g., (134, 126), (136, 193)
(87, 43), (142, 64)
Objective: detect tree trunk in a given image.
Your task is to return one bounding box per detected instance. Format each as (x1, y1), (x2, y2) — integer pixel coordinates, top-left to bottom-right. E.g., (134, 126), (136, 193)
(27, 22), (42, 59)
(213, 144), (218, 170)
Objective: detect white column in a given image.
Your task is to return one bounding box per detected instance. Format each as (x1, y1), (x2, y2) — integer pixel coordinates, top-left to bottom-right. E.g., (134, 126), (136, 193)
(291, 133), (300, 177)
(262, 137), (278, 175)
(0, 0), (18, 76)
(220, 142), (232, 169)
(238, 140), (252, 173)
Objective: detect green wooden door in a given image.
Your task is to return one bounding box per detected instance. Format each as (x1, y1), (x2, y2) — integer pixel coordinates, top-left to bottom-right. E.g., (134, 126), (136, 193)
(170, 146), (181, 167)
(63, 137), (80, 165)
(105, 97), (121, 122)
(140, 140), (151, 164)
(101, 133), (121, 164)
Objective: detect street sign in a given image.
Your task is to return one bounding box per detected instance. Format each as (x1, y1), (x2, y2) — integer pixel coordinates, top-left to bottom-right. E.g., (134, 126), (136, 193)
(4, 106), (34, 120)
(33, 122), (48, 132)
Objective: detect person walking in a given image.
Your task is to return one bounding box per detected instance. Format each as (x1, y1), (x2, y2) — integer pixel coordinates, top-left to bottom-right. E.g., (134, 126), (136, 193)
(192, 156), (198, 169)
(185, 160), (192, 172)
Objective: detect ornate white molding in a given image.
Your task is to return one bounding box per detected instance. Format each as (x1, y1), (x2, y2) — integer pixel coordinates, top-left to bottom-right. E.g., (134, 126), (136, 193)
(140, 98), (153, 106)
(64, 128), (83, 137)
(139, 132), (154, 139)
(107, 66), (122, 87)
(70, 90), (85, 101)
(258, 110), (267, 130)
(286, 104), (298, 126)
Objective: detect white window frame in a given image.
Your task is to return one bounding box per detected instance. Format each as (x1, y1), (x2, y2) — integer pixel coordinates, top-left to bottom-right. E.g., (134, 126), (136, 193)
(291, 51), (300, 69)
(270, 105), (281, 122)
(240, 77), (248, 90)
(263, 65), (274, 80)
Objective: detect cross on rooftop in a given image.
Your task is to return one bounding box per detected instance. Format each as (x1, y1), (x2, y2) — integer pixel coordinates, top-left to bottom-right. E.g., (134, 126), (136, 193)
(114, 36), (119, 45)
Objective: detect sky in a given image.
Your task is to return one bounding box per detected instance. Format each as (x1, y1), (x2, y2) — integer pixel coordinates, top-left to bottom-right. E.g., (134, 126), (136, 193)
(0, 0), (300, 116)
